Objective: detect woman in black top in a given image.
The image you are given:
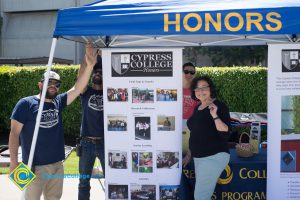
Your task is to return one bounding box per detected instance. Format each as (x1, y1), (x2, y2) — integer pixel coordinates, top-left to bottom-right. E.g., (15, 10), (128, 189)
(183, 76), (230, 200)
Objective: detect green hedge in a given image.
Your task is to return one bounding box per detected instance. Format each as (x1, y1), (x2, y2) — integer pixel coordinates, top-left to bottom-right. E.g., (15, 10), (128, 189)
(0, 65), (81, 139)
(196, 67), (267, 113)
(0, 65), (267, 138)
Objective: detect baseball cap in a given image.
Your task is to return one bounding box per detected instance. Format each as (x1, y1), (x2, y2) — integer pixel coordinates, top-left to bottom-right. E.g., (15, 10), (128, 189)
(41, 71), (61, 82)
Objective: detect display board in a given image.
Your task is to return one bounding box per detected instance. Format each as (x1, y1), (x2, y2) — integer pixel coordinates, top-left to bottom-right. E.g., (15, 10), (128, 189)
(268, 44), (300, 199)
(102, 48), (182, 200)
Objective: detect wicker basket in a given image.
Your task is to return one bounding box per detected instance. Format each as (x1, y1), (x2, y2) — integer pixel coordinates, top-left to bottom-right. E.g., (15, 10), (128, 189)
(235, 132), (254, 157)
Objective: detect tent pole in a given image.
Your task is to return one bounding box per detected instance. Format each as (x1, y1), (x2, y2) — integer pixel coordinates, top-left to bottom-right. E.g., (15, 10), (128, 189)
(20, 38), (58, 200)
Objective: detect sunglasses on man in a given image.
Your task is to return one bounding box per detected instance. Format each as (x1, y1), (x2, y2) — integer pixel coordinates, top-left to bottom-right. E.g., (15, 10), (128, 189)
(183, 70), (196, 75)
(46, 80), (61, 88)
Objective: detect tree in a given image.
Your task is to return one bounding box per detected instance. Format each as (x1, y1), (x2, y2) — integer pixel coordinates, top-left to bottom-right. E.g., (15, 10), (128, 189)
(183, 47), (202, 66)
(184, 46), (267, 66)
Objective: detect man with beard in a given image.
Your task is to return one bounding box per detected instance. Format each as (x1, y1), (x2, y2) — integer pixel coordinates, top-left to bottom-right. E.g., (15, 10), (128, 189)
(8, 43), (97, 200)
(77, 50), (105, 200)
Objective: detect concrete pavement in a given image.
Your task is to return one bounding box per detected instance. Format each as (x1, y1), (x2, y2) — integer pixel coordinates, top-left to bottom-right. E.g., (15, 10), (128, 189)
(0, 174), (105, 200)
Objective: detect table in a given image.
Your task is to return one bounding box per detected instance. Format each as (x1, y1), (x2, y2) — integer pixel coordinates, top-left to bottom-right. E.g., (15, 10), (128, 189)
(180, 149), (267, 200)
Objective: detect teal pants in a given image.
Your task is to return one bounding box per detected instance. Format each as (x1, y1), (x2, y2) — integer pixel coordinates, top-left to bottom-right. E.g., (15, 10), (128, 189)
(193, 152), (230, 200)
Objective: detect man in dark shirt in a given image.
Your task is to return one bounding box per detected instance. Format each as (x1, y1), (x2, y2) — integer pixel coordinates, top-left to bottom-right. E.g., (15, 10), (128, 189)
(78, 50), (105, 200)
(9, 43), (97, 200)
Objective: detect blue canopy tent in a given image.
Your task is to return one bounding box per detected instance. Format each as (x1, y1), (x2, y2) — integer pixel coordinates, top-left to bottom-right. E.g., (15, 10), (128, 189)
(52, 0), (300, 47)
(24, 0), (300, 198)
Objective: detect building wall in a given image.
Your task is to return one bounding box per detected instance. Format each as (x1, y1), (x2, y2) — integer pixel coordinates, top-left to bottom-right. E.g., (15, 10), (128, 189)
(0, 0), (95, 64)
(0, 1), (267, 66)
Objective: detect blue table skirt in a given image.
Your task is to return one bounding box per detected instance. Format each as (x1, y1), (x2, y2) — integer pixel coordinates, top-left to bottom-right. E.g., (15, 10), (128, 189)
(180, 149), (267, 200)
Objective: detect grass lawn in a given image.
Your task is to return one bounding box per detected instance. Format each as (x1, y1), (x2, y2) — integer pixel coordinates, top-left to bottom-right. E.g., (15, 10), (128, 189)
(63, 151), (102, 175)
(0, 151), (79, 175)
(0, 167), (9, 174)
(0, 151), (101, 175)
(63, 151), (79, 174)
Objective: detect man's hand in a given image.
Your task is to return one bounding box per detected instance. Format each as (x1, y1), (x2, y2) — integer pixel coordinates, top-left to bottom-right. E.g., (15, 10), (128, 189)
(67, 42), (97, 105)
(9, 119), (23, 173)
(9, 161), (18, 173)
(85, 43), (97, 69)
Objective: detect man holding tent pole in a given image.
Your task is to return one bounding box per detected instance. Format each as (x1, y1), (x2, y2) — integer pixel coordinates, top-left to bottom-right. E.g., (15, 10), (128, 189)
(8, 43), (97, 200)
(77, 49), (105, 200)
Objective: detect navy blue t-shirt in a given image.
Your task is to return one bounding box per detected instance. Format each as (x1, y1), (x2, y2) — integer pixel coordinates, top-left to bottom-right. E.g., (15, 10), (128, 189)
(80, 86), (104, 137)
(11, 93), (67, 166)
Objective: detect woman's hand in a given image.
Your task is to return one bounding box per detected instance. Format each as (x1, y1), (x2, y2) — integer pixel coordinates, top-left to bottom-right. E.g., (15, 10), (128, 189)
(183, 149), (192, 168)
(209, 102), (229, 132)
(208, 102), (218, 118)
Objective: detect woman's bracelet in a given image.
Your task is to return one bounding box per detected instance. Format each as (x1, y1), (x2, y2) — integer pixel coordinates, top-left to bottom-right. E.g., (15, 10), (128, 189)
(213, 116), (219, 120)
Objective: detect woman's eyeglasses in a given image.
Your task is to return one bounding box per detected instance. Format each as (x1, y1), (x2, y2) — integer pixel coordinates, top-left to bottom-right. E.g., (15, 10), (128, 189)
(183, 70), (196, 75)
(194, 86), (210, 92)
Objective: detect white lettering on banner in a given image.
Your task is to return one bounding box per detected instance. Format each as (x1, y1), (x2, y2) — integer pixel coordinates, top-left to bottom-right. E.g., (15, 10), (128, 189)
(112, 52), (173, 77)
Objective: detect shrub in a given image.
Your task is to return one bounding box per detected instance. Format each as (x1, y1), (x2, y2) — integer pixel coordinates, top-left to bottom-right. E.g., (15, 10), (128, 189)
(0, 65), (81, 139)
(0, 65), (267, 139)
(196, 67), (267, 112)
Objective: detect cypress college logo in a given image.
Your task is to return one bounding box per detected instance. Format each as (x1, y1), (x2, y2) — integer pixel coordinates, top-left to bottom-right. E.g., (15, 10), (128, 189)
(282, 50), (300, 72)
(218, 165), (233, 185)
(111, 52), (173, 77)
(9, 162), (36, 190)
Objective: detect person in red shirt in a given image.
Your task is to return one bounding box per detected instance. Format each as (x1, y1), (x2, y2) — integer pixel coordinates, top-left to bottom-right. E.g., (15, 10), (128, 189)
(182, 62), (198, 154)
(181, 62), (199, 200)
